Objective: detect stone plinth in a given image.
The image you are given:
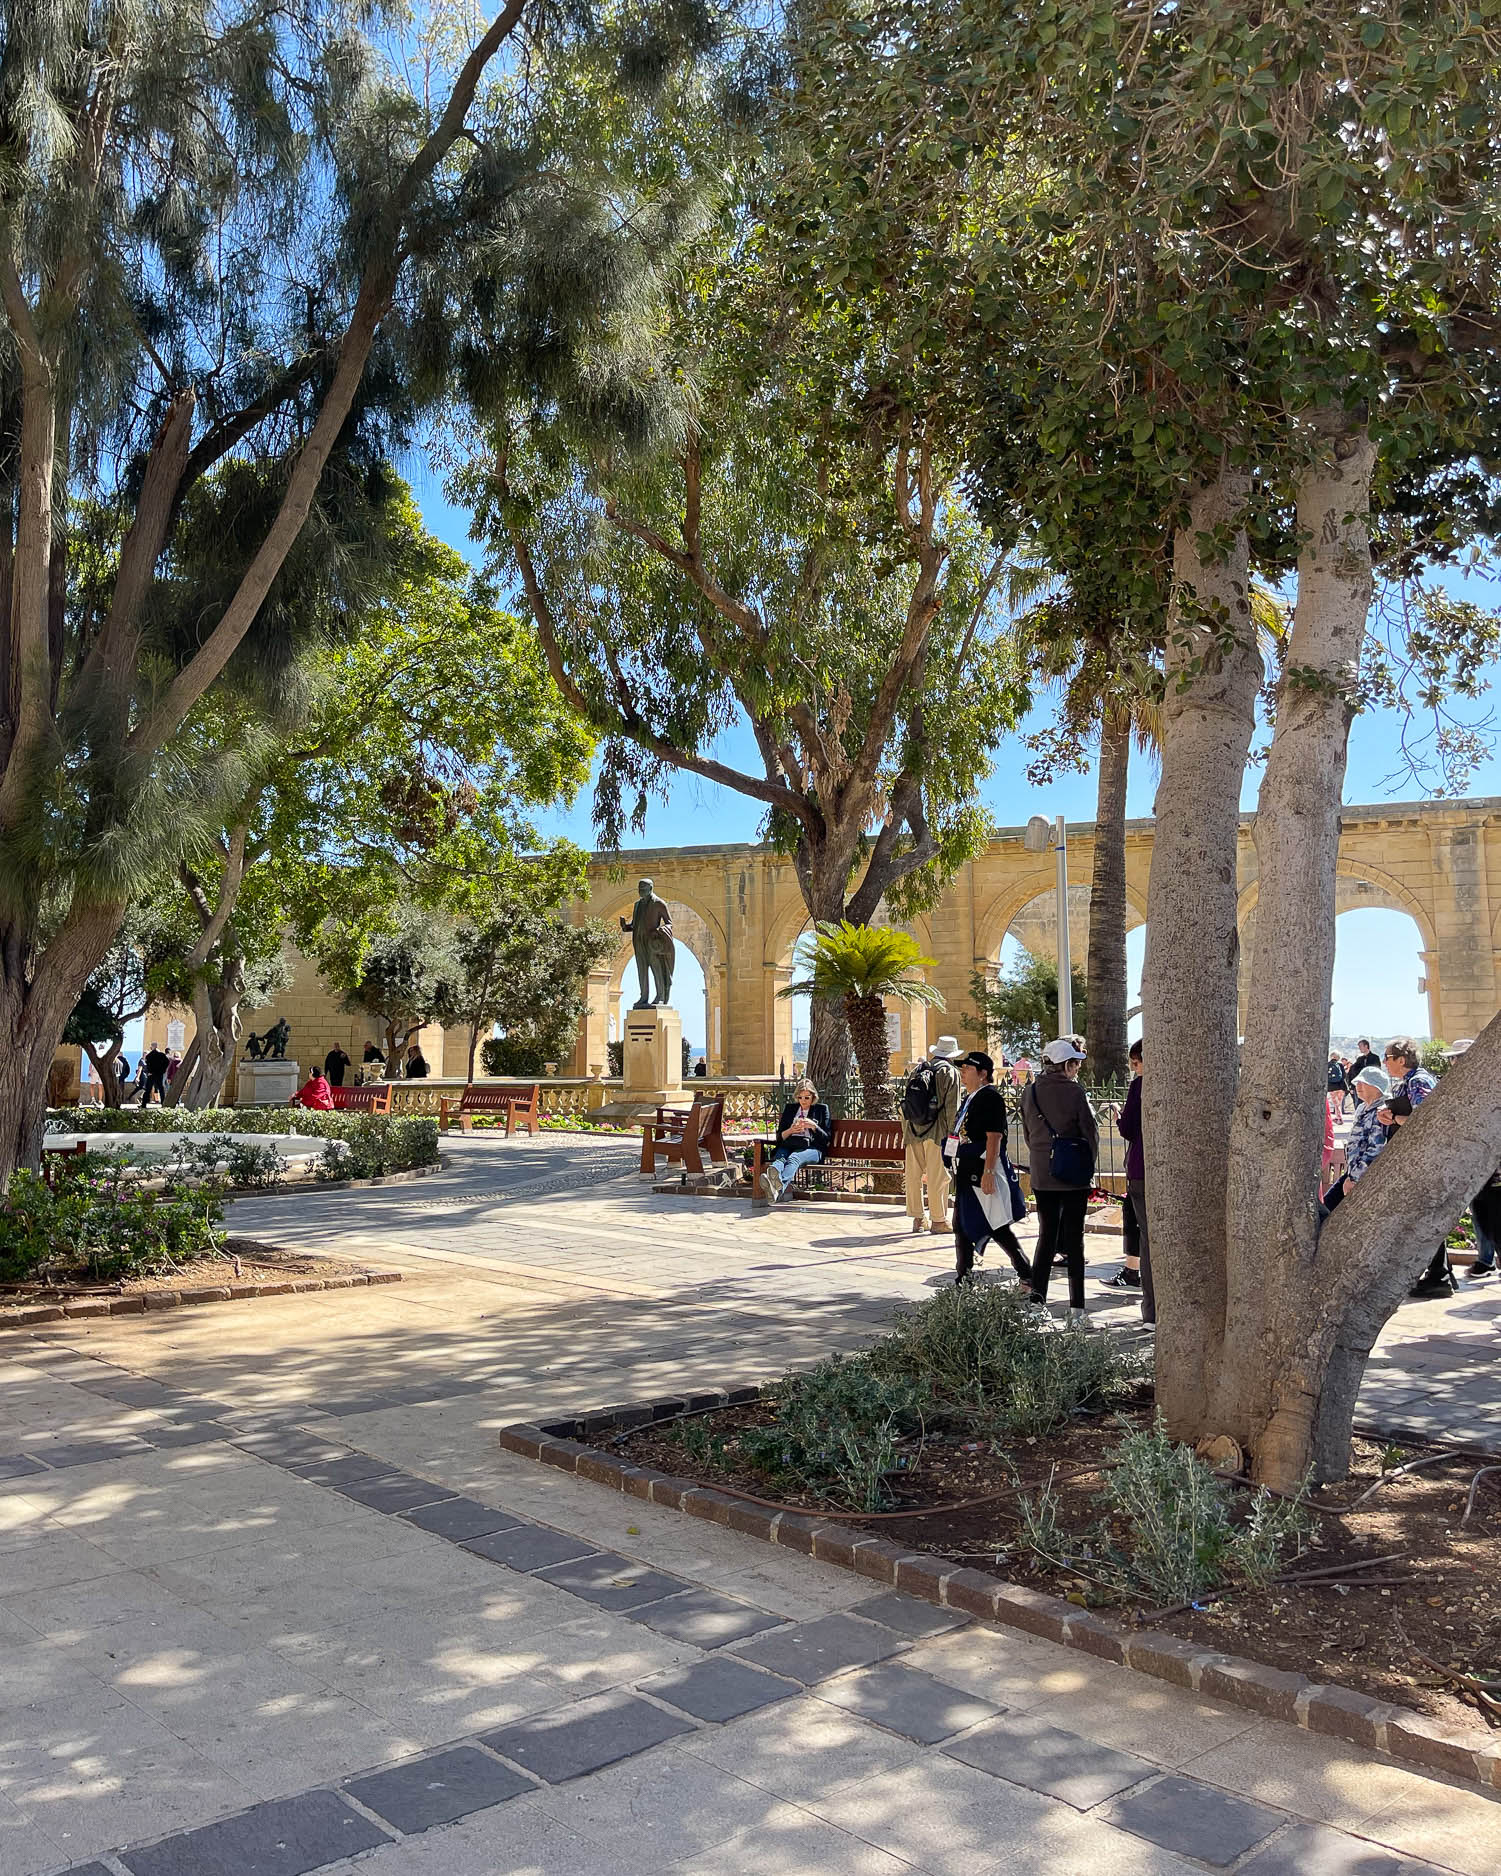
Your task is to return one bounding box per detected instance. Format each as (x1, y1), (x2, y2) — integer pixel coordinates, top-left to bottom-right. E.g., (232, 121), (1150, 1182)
(622, 1008), (682, 1104)
(237, 1058), (300, 1107)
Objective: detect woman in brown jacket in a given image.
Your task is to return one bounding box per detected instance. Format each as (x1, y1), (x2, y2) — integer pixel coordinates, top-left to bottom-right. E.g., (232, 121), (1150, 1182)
(1020, 1038), (1099, 1326)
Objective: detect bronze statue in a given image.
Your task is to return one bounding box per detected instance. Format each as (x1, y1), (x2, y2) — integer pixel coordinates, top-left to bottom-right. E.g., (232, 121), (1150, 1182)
(620, 878), (675, 1008)
(244, 1032), (264, 1061)
(265, 1017), (291, 1059)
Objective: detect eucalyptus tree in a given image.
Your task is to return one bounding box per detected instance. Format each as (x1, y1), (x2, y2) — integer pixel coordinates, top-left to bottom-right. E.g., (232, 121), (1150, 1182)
(0, 0), (723, 1178)
(780, 0), (1501, 1484)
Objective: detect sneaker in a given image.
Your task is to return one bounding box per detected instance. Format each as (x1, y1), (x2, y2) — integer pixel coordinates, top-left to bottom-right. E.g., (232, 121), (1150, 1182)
(929, 1219), (950, 1235)
(1103, 1267), (1141, 1290)
(1408, 1275), (1455, 1300)
(759, 1165), (783, 1202)
(1467, 1261), (1496, 1280)
(910, 1217), (926, 1234)
(1064, 1306), (1091, 1331)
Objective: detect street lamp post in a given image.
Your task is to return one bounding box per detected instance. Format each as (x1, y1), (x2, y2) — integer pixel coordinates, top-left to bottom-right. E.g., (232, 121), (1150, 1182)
(1024, 813), (1072, 1038)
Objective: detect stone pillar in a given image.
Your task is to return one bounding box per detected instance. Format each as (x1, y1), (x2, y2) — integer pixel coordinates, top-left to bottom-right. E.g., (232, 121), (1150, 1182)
(1428, 823), (1498, 1039)
(622, 1006), (682, 1103)
(765, 962), (793, 1075)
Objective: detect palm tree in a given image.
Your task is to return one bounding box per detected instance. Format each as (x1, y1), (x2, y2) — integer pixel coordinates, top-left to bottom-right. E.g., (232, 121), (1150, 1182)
(781, 922), (945, 1117)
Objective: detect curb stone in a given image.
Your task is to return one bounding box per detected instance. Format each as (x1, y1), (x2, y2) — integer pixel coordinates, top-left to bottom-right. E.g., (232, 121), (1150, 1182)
(1, 1262), (401, 1328)
(497, 1396), (1501, 1797)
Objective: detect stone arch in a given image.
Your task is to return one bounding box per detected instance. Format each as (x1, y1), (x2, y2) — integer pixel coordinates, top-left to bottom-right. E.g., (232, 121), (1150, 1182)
(1236, 860), (1440, 1036)
(974, 875), (1149, 971)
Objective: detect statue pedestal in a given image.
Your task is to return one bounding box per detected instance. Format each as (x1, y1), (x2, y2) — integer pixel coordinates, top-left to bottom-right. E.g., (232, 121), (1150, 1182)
(237, 1058), (300, 1107)
(622, 1008), (682, 1105)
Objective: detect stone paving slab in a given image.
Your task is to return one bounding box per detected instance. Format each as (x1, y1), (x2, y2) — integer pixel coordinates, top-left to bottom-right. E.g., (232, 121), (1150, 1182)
(815, 1660), (1002, 1744)
(480, 1689), (697, 1784)
(343, 1743), (534, 1834)
(1101, 1771), (1285, 1865)
(118, 1789), (390, 1876)
(944, 1713), (1156, 1811)
(623, 1584), (785, 1648)
(729, 1611), (912, 1683)
(641, 1656), (801, 1723)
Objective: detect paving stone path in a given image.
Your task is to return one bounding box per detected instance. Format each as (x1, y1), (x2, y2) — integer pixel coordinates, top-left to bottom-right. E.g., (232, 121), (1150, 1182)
(1, 1134), (1497, 1875)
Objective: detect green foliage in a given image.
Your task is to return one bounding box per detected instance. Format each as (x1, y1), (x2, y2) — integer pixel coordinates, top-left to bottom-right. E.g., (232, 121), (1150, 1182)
(972, 950), (1087, 1065)
(869, 1284), (1144, 1440)
(781, 922), (945, 1007)
(45, 1108), (440, 1177)
(0, 1163), (225, 1286)
(440, 901), (615, 1077)
(736, 1359), (930, 1514)
(1419, 1040), (1452, 1079)
(481, 1038), (549, 1077)
(1016, 1416), (1315, 1606)
(665, 1285), (1144, 1511)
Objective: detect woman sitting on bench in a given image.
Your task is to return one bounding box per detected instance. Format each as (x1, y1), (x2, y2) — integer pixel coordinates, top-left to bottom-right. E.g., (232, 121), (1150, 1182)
(759, 1081), (831, 1203)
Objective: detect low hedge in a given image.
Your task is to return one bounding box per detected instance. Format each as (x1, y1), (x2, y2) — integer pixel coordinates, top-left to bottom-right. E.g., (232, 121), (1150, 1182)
(45, 1107), (440, 1179)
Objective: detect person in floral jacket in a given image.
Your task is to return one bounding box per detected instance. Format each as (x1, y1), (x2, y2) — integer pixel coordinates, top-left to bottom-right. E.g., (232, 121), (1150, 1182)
(1378, 1039), (1447, 1297)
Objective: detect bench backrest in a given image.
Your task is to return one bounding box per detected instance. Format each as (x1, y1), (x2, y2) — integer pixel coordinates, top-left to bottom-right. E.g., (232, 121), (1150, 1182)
(827, 1118), (905, 1162)
(460, 1083), (539, 1110)
(330, 1085), (391, 1112)
(694, 1096), (725, 1141)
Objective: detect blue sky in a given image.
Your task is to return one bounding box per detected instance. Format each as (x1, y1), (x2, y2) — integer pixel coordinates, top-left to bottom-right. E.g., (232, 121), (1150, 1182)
(414, 462), (1500, 1046)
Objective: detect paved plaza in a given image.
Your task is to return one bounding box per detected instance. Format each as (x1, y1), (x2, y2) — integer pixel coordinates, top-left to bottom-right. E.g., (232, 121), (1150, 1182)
(1, 1134), (1498, 1875)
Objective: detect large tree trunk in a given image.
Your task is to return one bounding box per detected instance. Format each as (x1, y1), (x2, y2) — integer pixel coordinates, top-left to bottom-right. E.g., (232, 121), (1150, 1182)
(1215, 427), (1381, 1484)
(1085, 706), (1131, 1084)
(0, 900), (126, 1182)
(172, 964), (246, 1110)
(1141, 471), (1262, 1439)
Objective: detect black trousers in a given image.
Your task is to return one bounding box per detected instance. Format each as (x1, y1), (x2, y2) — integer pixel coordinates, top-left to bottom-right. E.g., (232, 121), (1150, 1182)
(1030, 1190), (1089, 1310)
(1128, 1178), (1155, 1325)
(952, 1179), (1032, 1283)
(138, 1071), (167, 1106)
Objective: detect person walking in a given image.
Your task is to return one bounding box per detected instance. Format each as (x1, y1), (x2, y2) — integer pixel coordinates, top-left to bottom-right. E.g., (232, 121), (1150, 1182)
(902, 1035), (960, 1236)
(137, 1044), (169, 1107)
(945, 1050), (1032, 1287)
(1322, 1065), (1390, 1210)
(1349, 1039), (1379, 1082)
(1467, 1170), (1501, 1278)
(759, 1081), (831, 1203)
(1108, 1038), (1154, 1322)
(1020, 1038), (1099, 1326)
(323, 1045), (351, 1088)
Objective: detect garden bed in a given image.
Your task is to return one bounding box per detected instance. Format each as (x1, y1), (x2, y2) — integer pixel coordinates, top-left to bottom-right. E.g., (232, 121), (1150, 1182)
(0, 1241), (401, 1323)
(619, 1401), (1498, 1736)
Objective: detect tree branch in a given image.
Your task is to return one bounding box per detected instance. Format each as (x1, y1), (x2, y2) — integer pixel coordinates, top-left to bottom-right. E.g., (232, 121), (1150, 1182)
(122, 0), (532, 757)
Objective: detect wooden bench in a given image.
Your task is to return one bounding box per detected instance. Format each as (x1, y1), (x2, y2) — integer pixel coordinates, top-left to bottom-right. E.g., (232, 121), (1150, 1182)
(329, 1084), (392, 1113)
(439, 1082), (541, 1136)
(641, 1096), (727, 1176)
(41, 1141), (88, 1187)
(750, 1117), (905, 1206)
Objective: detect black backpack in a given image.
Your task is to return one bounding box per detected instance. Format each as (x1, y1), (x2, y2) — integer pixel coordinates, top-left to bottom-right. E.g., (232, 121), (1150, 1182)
(902, 1060), (943, 1135)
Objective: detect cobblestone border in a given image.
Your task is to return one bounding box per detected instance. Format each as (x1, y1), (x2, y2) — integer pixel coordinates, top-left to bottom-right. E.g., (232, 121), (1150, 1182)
(1, 1257), (401, 1327)
(498, 1394), (1501, 1796)
(223, 1160), (444, 1199)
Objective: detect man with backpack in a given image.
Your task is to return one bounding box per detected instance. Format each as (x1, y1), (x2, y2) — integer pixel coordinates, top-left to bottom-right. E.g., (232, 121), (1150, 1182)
(902, 1035), (961, 1235)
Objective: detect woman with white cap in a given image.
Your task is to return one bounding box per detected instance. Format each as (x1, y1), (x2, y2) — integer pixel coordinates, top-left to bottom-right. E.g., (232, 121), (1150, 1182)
(1020, 1037), (1099, 1325)
(1322, 1062), (1390, 1211)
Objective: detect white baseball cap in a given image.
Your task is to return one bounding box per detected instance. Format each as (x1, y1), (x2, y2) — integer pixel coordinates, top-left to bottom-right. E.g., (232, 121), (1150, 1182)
(1041, 1038), (1086, 1065)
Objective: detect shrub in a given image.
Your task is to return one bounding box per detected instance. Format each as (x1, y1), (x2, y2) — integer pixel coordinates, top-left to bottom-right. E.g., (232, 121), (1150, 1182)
(869, 1283), (1147, 1438)
(1015, 1415), (1315, 1605)
(0, 1160), (225, 1285)
(46, 1106), (440, 1174)
(481, 1037), (547, 1076)
(736, 1357), (930, 1512)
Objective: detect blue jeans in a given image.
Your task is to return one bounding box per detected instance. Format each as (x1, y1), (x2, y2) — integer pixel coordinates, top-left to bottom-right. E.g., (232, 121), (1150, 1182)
(768, 1145), (823, 1198)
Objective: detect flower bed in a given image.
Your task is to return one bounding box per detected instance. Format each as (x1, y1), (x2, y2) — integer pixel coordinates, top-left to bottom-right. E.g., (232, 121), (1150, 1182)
(47, 1106), (440, 1178)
